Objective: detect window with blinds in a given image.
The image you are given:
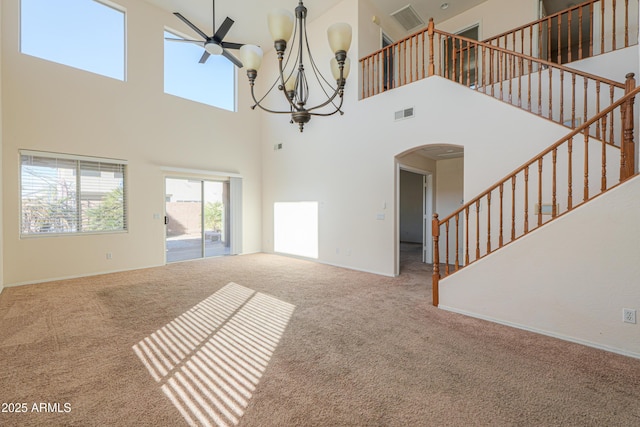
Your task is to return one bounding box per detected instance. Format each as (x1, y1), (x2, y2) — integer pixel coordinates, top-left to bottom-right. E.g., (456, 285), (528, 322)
(20, 151), (127, 236)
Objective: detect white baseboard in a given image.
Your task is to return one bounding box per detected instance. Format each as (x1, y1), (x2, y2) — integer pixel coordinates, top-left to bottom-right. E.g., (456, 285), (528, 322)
(439, 305), (640, 360)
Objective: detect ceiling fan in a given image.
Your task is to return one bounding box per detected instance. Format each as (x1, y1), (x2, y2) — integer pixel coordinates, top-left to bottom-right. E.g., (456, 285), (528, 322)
(166, 0), (243, 67)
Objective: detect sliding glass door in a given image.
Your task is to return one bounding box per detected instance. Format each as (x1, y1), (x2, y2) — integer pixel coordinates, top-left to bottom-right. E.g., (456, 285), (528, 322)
(165, 177), (230, 263)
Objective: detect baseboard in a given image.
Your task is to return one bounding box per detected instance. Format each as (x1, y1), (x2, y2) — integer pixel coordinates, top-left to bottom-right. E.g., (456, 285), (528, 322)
(4, 264), (165, 289)
(439, 305), (640, 360)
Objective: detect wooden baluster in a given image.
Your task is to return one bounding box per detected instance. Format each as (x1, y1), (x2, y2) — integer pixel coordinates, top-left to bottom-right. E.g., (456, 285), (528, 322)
(490, 49), (495, 97)
(409, 36), (413, 83)
(466, 42), (471, 86)
(482, 45), (486, 92)
(432, 214), (440, 307)
(584, 77), (589, 133)
(453, 38), (458, 83)
(584, 129), (590, 202)
(508, 52), (513, 102)
(528, 59), (532, 111)
(578, 5), (583, 60)
(537, 158), (543, 227)
(529, 25), (533, 58)
(361, 59), (365, 99)
(548, 67), (553, 120)
(621, 73), (636, 181)
(465, 206), (470, 265)
(557, 15), (562, 63)
(511, 176), (516, 240)
(445, 221), (450, 275)
(455, 213), (460, 270)
(499, 184), (504, 248)
(571, 73), (576, 127)
(538, 21), (543, 59)
(548, 17), (552, 62)
(487, 192), (492, 254)
(595, 81), (601, 137)
(601, 114), (608, 148)
(609, 85), (615, 144)
(475, 200), (481, 260)
(568, 10), (572, 63)
(602, 124), (607, 191)
(474, 42), (479, 89)
(568, 136), (573, 210)
(428, 19), (435, 76)
(403, 39), (407, 86)
(537, 60), (542, 114)
(589, 2), (594, 57)
(600, 0), (605, 54)
(375, 53), (379, 95)
(518, 56), (523, 107)
(612, 0), (617, 50)
(560, 69), (565, 124)
(625, 0), (629, 47)
(422, 31), (426, 79)
(499, 51), (504, 100)
(368, 57), (372, 98)
(552, 148), (558, 217)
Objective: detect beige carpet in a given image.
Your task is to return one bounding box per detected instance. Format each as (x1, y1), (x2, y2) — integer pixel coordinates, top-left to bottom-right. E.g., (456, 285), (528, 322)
(1, 249), (639, 426)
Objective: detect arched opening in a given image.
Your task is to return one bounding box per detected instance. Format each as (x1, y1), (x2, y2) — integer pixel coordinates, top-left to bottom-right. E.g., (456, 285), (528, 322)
(395, 144), (464, 276)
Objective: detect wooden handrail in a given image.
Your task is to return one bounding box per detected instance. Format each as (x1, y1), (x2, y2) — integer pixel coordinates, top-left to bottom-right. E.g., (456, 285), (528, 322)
(431, 79), (638, 307)
(432, 29), (625, 90)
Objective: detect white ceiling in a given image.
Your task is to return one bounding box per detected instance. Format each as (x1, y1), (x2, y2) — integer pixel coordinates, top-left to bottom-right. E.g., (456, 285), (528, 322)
(144, 0), (488, 51)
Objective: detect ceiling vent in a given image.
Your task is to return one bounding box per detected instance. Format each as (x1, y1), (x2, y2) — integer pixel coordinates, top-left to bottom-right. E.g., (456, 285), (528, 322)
(391, 5), (425, 32)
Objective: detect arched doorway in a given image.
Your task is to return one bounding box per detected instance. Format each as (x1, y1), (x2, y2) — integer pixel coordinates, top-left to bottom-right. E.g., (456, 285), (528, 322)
(395, 144), (464, 276)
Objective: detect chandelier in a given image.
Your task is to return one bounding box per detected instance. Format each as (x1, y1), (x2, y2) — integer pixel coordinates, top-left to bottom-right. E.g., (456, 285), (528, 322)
(239, 1), (352, 132)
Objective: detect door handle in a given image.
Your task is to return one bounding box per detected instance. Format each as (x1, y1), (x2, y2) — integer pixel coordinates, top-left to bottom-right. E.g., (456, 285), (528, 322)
(164, 216), (169, 225)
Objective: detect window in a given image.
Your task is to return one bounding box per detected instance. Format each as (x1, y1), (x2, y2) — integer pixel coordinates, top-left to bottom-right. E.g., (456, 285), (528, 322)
(164, 30), (236, 111)
(20, 151), (127, 236)
(20, 0), (125, 80)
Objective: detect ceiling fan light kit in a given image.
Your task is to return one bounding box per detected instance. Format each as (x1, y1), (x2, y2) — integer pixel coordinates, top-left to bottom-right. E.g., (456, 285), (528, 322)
(239, 1), (352, 132)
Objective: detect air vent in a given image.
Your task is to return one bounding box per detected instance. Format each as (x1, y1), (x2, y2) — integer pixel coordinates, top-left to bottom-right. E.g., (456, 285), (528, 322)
(391, 5), (425, 32)
(395, 107), (415, 121)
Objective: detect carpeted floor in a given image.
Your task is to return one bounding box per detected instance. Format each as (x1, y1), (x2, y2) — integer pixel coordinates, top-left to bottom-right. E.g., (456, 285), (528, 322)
(0, 248), (639, 426)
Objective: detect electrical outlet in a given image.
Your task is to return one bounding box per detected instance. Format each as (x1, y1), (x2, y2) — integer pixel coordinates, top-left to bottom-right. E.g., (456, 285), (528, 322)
(623, 308), (636, 324)
(106, 252), (113, 260)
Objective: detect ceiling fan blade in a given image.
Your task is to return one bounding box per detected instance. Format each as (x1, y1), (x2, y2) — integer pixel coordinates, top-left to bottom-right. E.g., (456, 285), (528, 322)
(199, 51), (211, 64)
(222, 49), (243, 68)
(220, 41), (243, 50)
(165, 37), (204, 45)
(173, 12), (210, 41)
(213, 17), (234, 43)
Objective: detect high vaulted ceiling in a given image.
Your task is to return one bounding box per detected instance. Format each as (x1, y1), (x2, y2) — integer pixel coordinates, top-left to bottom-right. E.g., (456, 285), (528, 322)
(144, 0), (488, 52)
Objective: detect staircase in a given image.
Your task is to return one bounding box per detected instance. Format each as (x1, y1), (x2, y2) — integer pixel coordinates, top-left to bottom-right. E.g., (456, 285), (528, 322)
(358, 0), (639, 307)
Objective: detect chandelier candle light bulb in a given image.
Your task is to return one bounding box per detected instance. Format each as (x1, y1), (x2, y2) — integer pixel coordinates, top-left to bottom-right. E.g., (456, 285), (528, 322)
(239, 1), (352, 132)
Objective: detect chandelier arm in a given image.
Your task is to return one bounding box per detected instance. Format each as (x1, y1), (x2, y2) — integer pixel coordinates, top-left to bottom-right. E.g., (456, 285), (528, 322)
(305, 87), (342, 113)
(249, 84), (292, 115)
(308, 92), (345, 116)
(278, 54), (300, 111)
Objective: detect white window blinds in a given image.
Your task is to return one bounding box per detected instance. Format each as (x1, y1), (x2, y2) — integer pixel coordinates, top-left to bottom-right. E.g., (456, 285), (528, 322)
(20, 151), (127, 236)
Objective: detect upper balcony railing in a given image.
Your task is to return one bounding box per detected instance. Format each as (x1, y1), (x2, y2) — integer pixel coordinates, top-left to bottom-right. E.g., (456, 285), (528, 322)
(359, 19), (628, 132)
(483, 0), (639, 65)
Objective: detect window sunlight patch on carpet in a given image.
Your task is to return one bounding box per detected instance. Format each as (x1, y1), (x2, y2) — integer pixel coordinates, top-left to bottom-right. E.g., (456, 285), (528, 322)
(133, 282), (295, 427)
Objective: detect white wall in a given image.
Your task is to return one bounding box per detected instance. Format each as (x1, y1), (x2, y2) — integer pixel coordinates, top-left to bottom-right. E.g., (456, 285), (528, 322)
(2, 0), (263, 285)
(437, 0), (539, 39)
(439, 175), (640, 359)
(260, 0), (572, 277)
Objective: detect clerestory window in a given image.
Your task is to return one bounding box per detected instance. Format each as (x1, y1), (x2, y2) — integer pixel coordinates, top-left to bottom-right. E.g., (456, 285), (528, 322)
(20, 0), (126, 81)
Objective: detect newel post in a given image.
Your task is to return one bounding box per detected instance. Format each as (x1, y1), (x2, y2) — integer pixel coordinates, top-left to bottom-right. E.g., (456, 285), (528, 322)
(620, 72), (636, 181)
(428, 18), (435, 77)
(432, 213), (440, 307)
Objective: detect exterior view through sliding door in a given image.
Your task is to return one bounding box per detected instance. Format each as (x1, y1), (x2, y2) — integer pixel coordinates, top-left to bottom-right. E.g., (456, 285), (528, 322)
(165, 177), (230, 263)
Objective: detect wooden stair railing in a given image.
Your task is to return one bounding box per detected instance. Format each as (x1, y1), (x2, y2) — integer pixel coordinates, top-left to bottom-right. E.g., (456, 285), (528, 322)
(431, 76), (638, 307)
(360, 20), (626, 133)
(483, 0), (639, 65)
